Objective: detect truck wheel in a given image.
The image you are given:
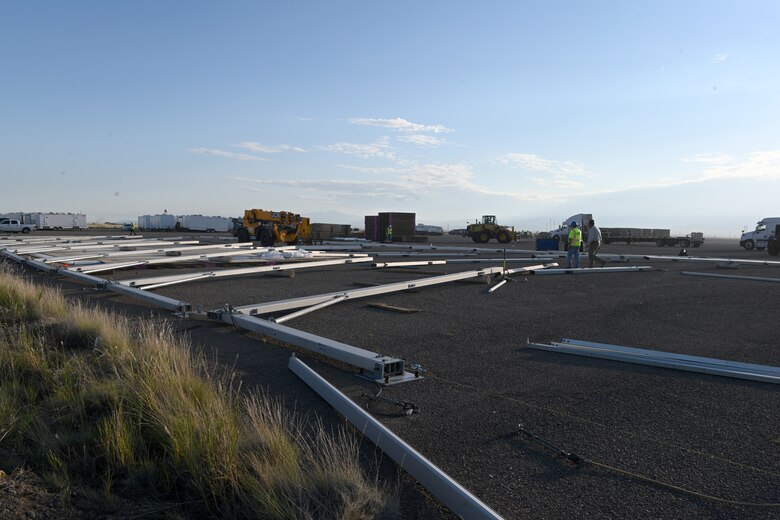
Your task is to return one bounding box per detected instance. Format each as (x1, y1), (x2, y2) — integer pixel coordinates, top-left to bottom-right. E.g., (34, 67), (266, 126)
(743, 240), (755, 251)
(497, 230), (511, 243)
(681, 239), (691, 248)
(692, 242), (701, 248)
(471, 235), (480, 243)
(478, 231), (489, 243)
(237, 229), (250, 243)
(259, 227), (274, 247)
(21, 227), (30, 234)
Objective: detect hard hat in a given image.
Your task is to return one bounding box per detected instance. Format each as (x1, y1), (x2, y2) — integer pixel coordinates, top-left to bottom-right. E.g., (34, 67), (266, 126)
(570, 221), (577, 227)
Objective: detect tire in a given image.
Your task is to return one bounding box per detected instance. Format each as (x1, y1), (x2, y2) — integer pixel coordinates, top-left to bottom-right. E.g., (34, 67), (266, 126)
(237, 229), (251, 243)
(471, 235), (480, 243)
(259, 227), (274, 247)
(497, 230), (511, 244)
(21, 227), (31, 234)
(681, 239), (691, 248)
(692, 242), (701, 248)
(743, 240), (755, 251)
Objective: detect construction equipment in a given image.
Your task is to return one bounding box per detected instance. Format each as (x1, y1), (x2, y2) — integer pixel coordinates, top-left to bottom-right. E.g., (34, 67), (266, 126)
(466, 215), (515, 244)
(232, 209), (311, 246)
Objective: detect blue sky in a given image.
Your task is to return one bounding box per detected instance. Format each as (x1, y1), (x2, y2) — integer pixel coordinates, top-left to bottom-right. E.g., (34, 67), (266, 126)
(2, 1), (779, 237)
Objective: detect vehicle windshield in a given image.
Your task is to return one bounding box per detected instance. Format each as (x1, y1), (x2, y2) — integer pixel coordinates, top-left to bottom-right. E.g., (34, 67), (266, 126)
(756, 224), (767, 232)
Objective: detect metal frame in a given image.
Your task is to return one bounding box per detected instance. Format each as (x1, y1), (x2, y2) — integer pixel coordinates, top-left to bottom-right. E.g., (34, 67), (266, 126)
(118, 257), (375, 289)
(0, 249), (191, 314)
(528, 266), (653, 275)
(527, 338), (780, 384)
(210, 311), (414, 383)
(232, 263), (555, 316)
(288, 355), (503, 519)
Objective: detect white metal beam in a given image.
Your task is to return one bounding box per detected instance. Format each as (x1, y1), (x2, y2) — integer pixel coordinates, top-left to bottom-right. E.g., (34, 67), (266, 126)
(527, 339), (780, 384)
(680, 271), (780, 283)
(288, 355), (503, 519)
(233, 263), (556, 316)
(210, 311), (410, 382)
(118, 257), (375, 288)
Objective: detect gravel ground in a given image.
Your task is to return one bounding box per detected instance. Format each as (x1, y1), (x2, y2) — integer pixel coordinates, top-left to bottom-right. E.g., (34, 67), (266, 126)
(5, 233), (780, 519)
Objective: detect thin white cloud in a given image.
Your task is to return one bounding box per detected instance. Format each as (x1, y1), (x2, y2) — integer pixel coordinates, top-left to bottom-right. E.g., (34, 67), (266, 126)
(680, 152), (733, 164)
(712, 53), (729, 63)
(336, 164), (405, 174)
(189, 147), (267, 161)
(499, 152), (554, 172)
(349, 117), (454, 134)
(316, 137), (396, 159)
(397, 134), (446, 147)
(233, 142), (307, 153)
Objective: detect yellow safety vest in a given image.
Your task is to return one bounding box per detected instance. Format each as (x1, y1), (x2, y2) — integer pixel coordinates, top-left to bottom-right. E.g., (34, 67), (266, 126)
(568, 227), (582, 247)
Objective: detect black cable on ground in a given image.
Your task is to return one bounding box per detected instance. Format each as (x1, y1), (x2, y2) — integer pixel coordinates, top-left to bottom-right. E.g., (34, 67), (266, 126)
(516, 424), (780, 509)
(363, 385), (419, 417)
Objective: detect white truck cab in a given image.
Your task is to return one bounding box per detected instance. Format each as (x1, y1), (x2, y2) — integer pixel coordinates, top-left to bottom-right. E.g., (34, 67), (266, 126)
(0, 218), (36, 234)
(740, 217), (780, 251)
(548, 213), (593, 241)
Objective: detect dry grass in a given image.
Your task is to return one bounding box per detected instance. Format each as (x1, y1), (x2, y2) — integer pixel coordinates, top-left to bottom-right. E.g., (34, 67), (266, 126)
(0, 263), (393, 518)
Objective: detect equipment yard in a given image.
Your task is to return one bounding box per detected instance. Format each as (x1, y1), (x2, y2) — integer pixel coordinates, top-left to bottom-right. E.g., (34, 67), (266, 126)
(2, 232), (779, 519)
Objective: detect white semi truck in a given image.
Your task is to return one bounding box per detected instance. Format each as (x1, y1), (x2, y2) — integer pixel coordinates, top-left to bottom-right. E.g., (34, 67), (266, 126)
(740, 217), (780, 251)
(548, 213), (704, 247)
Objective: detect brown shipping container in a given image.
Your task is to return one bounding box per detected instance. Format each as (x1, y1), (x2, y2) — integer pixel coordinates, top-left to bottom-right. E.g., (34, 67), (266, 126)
(365, 216), (379, 241)
(378, 212), (415, 242)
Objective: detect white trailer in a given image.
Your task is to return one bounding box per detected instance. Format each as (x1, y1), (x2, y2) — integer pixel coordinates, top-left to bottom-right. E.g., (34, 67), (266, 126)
(138, 214), (176, 230)
(178, 214), (233, 232)
(29, 212), (87, 230)
(415, 224), (444, 236)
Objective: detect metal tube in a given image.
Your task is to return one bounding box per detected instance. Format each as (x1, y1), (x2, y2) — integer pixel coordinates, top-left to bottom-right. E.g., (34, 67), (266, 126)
(288, 356), (504, 520)
(680, 271), (780, 283)
(272, 295), (348, 324)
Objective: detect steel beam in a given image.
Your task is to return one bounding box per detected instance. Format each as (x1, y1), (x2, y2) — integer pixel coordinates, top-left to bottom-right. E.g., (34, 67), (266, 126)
(210, 311), (412, 382)
(272, 295), (348, 324)
(372, 260), (447, 268)
(680, 271), (780, 283)
(288, 356), (503, 519)
(527, 339), (780, 384)
(233, 264), (555, 316)
(0, 249), (191, 314)
(118, 257), (374, 288)
(528, 266), (652, 275)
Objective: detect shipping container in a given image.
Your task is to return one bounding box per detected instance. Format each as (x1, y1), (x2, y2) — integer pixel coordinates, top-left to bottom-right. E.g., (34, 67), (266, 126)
(377, 212), (415, 242)
(311, 223), (352, 241)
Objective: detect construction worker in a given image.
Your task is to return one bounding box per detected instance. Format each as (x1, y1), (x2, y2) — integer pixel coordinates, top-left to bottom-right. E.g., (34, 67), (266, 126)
(386, 225), (393, 242)
(566, 221), (582, 268)
(586, 219), (607, 268)
(130, 222), (137, 236)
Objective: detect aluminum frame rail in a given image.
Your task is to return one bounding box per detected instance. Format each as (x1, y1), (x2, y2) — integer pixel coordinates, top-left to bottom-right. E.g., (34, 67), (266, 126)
(681, 271), (780, 283)
(232, 263), (556, 316)
(527, 338), (780, 385)
(0, 250), (191, 314)
(288, 355), (503, 519)
(527, 266), (653, 275)
(118, 257), (375, 289)
(9, 240), (200, 255)
(68, 248), (281, 274)
(209, 311), (413, 383)
(372, 260), (447, 268)
(39, 243), (259, 264)
(601, 254), (780, 266)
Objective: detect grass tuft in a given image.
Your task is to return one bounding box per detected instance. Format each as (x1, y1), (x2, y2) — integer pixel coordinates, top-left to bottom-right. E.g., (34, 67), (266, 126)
(0, 265), (393, 518)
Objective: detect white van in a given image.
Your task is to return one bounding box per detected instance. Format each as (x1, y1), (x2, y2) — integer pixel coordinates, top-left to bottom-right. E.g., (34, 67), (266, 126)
(740, 217), (780, 250)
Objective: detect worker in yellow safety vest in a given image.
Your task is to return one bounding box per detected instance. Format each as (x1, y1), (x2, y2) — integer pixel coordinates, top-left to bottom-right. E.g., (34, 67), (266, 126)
(566, 221), (582, 268)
